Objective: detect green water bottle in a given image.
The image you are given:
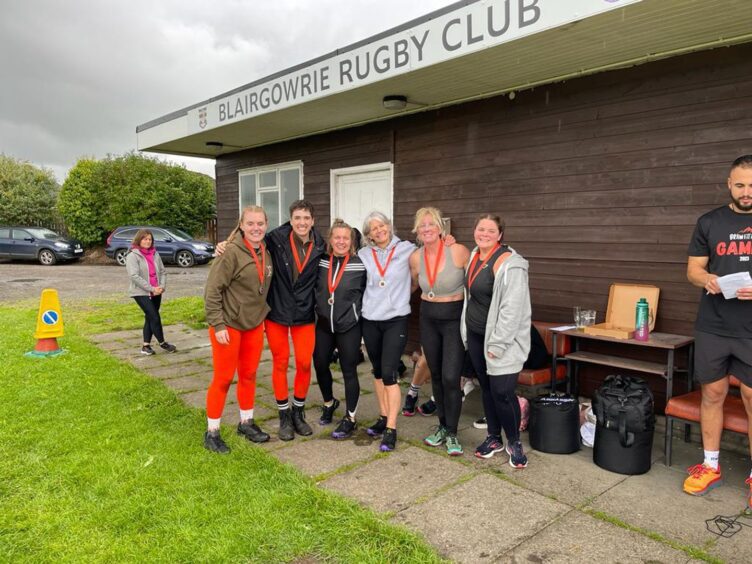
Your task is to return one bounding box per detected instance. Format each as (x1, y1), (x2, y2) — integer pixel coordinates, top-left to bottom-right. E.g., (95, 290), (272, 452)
(635, 298), (650, 341)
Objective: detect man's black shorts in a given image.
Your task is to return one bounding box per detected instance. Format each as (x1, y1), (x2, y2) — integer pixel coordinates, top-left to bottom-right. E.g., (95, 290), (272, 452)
(694, 330), (752, 387)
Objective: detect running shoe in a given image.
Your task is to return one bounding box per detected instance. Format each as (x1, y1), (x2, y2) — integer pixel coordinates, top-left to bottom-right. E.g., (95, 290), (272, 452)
(472, 417), (487, 429)
(319, 398), (340, 425)
(159, 341), (177, 353)
(475, 435), (504, 459)
(445, 434), (464, 456)
(418, 398), (437, 416)
(203, 430), (230, 454)
(380, 428), (397, 452)
(402, 394), (418, 417)
(366, 416), (387, 437)
(331, 417), (357, 440)
(141, 345), (155, 356)
(683, 464), (722, 496)
(423, 425), (448, 447)
(237, 419), (270, 443)
(746, 477), (752, 513)
(506, 441), (528, 468)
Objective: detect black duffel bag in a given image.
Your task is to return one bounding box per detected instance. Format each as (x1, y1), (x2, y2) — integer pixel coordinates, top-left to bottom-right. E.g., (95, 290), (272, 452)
(592, 374), (655, 475)
(529, 393), (580, 454)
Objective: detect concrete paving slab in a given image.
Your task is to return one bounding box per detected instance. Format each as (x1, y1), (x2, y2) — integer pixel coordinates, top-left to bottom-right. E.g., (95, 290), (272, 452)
(146, 362), (210, 380)
(322, 446), (473, 513)
(179, 389), (211, 409)
(394, 473), (569, 562)
(274, 434), (379, 478)
(588, 462), (752, 564)
(88, 330), (132, 343)
(95, 339), (134, 352)
(469, 444), (628, 508)
(162, 374), (212, 393)
(504, 509), (690, 563)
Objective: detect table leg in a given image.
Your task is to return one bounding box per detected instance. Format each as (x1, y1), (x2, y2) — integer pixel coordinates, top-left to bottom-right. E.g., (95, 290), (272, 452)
(551, 333), (559, 393)
(666, 349), (675, 400)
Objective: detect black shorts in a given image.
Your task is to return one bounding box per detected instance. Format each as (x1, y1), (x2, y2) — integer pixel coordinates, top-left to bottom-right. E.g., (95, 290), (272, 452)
(694, 330), (752, 387)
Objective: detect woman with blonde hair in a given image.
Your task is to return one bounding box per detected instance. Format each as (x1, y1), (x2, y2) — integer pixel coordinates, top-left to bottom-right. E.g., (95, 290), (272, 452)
(409, 207), (470, 456)
(126, 229), (177, 355)
(313, 219), (367, 440)
(203, 206), (273, 453)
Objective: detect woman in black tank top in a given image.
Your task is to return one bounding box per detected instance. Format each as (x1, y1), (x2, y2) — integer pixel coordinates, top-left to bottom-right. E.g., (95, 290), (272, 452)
(463, 214), (530, 469)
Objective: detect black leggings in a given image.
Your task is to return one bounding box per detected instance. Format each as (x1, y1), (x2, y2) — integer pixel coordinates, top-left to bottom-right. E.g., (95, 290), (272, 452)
(420, 301), (464, 434)
(361, 316), (408, 386)
(313, 322), (362, 415)
(133, 295), (164, 344)
(467, 328), (521, 443)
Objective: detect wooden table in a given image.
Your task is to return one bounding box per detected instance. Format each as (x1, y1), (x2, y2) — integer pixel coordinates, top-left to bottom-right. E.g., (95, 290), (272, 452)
(550, 329), (694, 400)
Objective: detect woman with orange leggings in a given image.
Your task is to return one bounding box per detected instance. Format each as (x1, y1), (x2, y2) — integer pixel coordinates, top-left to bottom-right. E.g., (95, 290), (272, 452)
(202, 206), (273, 454)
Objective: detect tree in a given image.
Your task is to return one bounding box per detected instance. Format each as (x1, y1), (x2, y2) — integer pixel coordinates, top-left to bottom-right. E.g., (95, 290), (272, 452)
(0, 155), (60, 226)
(58, 153), (216, 245)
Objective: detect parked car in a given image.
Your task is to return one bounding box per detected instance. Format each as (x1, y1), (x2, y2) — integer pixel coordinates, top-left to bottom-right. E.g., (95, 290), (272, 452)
(105, 226), (215, 268)
(0, 226), (84, 265)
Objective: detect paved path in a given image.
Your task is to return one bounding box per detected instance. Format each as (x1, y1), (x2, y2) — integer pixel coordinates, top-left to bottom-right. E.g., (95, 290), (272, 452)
(90, 325), (752, 563)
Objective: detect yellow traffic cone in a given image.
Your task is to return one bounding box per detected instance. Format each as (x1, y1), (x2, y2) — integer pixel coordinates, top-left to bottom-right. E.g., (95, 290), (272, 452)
(25, 288), (66, 358)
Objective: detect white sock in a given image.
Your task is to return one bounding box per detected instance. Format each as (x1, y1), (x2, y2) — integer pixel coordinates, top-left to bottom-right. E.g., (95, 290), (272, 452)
(239, 408), (254, 422)
(408, 384), (420, 398)
(703, 450), (720, 470)
(347, 410), (357, 420)
(324, 400), (334, 407)
(207, 417), (221, 432)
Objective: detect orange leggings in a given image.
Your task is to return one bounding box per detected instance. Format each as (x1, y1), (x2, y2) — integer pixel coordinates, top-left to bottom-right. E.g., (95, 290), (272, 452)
(206, 324), (264, 419)
(265, 320), (315, 401)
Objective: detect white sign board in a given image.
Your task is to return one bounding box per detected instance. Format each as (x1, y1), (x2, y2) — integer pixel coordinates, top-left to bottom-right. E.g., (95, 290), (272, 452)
(188, 0), (643, 133)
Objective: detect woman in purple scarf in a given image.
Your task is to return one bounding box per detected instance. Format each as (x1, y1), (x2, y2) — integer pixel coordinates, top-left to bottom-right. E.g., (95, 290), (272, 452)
(126, 229), (177, 355)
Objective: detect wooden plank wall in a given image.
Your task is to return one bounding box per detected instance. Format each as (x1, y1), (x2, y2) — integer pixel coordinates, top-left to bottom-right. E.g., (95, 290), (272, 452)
(215, 43), (752, 406)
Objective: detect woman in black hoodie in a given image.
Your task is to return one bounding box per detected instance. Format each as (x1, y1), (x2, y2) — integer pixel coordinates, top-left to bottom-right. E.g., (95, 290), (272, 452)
(313, 219), (367, 440)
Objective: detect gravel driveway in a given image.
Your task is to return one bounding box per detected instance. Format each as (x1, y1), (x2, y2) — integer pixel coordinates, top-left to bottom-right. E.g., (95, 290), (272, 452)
(0, 262), (209, 303)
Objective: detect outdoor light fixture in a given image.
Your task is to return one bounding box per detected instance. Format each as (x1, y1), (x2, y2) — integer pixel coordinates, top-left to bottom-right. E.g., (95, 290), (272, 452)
(382, 95), (408, 110)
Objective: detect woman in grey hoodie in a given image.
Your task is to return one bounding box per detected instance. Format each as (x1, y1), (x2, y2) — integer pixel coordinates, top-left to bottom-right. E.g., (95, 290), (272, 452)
(125, 229), (177, 356)
(461, 214), (531, 468)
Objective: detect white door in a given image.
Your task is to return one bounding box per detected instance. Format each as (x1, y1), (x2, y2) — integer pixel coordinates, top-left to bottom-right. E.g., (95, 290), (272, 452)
(331, 163), (393, 233)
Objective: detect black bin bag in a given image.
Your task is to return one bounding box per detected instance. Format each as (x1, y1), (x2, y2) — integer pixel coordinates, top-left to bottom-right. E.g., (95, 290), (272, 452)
(529, 394), (580, 454)
(592, 374), (655, 475)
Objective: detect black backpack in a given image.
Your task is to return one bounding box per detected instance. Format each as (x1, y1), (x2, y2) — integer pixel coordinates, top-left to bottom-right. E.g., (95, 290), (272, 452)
(593, 375), (655, 447)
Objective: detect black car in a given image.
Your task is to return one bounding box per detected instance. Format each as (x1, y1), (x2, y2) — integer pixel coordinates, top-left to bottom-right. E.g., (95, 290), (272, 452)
(0, 226), (84, 265)
(105, 226), (215, 268)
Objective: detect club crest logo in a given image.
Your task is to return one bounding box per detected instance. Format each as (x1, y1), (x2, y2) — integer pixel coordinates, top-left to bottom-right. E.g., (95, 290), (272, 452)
(198, 106), (208, 129)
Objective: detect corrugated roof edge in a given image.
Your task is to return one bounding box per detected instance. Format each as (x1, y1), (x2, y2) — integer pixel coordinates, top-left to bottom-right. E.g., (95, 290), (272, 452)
(136, 0), (478, 133)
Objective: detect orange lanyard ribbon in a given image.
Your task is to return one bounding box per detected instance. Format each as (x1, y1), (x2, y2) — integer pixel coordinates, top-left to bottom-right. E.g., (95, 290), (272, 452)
(290, 231), (313, 274)
(242, 239), (267, 294)
(467, 244), (500, 290)
(423, 246), (443, 298)
(371, 246), (396, 287)
(327, 254), (350, 304)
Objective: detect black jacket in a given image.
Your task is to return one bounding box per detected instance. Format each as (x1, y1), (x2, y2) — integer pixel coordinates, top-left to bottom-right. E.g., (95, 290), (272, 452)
(266, 222), (326, 326)
(315, 254), (367, 333)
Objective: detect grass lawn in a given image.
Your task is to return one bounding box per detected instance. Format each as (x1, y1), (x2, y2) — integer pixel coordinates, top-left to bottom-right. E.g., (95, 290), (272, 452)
(0, 300), (442, 563)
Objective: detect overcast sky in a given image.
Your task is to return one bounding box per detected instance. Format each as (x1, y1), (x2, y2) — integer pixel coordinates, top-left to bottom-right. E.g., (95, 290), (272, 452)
(0, 0), (450, 183)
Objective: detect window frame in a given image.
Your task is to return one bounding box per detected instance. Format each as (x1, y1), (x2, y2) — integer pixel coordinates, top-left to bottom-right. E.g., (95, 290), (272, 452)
(237, 161), (303, 229)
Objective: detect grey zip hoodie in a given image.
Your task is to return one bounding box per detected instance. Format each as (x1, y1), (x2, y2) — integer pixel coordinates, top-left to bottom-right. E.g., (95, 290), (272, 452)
(460, 246), (531, 375)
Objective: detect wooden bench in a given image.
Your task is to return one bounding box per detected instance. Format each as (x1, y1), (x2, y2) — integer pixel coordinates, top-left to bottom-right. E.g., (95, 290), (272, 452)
(664, 375), (749, 466)
(516, 321), (571, 397)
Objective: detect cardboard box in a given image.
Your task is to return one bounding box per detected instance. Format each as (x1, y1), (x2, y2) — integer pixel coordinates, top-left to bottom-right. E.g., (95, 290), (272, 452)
(583, 283), (660, 339)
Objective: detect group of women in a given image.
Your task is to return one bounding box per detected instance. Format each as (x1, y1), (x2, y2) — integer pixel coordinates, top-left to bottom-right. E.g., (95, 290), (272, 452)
(186, 200), (531, 466)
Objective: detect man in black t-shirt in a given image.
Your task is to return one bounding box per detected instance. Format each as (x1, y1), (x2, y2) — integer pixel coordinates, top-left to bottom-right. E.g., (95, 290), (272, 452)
(683, 155), (752, 506)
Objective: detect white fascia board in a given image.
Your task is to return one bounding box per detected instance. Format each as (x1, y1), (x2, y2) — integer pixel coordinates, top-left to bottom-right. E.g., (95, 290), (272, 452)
(138, 0), (642, 148)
